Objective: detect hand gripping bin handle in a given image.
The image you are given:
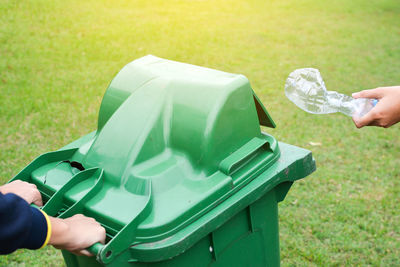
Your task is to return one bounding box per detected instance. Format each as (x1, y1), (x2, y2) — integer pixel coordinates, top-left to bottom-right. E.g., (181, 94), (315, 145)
(31, 202), (104, 257)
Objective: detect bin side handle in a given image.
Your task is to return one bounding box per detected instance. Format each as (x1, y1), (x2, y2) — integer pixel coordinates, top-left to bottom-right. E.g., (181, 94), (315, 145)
(87, 243), (105, 259)
(98, 180), (152, 264)
(219, 137), (271, 176)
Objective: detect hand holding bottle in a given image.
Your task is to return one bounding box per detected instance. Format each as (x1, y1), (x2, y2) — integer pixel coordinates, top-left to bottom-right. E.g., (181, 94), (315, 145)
(352, 86), (400, 128)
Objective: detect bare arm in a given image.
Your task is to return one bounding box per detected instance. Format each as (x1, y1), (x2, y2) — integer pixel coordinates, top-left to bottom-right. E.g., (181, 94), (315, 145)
(352, 86), (400, 128)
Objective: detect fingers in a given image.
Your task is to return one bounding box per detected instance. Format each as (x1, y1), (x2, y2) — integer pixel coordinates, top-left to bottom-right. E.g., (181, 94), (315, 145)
(29, 183), (42, 206)
(98, 225), (106, 244)
(352, 88), (383, 99)
(32, 189), (43, 207)
(352, 109), (391, 128)
(24, 182), (43, 206)
(352, 111), (376, 128)
(73, 249), (93, 257)
(63, 214), (106, 250)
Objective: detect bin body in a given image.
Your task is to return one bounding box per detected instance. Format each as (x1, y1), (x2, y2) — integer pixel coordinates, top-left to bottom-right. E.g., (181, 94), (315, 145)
(10, 56), (315, 267)
(63, 188), (280, 267)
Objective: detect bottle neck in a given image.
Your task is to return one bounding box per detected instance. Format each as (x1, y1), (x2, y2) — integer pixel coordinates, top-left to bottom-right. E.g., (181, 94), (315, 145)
(326, 91), (355, 116)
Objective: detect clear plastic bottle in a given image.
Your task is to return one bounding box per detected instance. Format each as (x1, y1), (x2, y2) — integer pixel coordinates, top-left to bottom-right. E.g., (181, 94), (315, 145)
(284, 68), (377, 117)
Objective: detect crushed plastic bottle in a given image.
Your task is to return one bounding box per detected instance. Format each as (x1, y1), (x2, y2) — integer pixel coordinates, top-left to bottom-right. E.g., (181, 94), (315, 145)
(284, 68), (377, 117)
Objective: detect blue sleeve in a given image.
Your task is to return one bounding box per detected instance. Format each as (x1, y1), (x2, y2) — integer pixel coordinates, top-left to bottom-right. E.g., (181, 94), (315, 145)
(0, 192), (48, 255)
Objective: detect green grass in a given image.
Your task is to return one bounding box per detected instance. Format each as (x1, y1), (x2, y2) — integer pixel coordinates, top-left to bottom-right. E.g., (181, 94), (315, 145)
(1, 0), (399, 265)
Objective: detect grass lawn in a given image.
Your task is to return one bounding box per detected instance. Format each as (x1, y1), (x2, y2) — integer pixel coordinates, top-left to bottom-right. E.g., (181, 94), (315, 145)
(1, 0), (399, 266)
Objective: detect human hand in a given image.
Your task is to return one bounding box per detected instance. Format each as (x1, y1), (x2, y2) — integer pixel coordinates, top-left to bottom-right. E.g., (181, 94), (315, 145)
(352, 86), (400, 128)
(0, 180), (43, 206)
(49, 214), (106, 256)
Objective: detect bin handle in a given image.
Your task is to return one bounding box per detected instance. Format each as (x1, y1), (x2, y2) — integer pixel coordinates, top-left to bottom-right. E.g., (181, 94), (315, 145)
(87, 242), (105, 257)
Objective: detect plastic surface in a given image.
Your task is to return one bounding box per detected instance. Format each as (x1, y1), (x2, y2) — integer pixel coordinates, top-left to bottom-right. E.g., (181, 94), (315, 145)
(87, 243), (104, 258)
(285, 68), (377, 117)
(10, 56), (316, 266)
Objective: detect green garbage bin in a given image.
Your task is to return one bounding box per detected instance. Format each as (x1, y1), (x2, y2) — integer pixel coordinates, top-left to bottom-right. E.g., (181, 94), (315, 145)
(10, 55), (315, 267)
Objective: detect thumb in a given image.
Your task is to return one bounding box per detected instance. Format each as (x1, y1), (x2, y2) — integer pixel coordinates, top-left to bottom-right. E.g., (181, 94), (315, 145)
(352, 88), (383, 99)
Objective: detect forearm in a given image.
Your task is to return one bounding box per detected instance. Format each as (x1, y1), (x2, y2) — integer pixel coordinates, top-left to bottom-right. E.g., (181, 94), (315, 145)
(48, 216), (71, 247)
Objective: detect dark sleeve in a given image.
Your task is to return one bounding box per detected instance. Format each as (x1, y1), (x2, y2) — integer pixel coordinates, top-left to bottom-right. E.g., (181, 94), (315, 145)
(0, 192), (48, 255)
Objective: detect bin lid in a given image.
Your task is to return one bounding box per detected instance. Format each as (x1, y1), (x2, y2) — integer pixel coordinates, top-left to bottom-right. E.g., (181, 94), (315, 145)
(80, 55), (279, 237)
(10, 56), (314, 263)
